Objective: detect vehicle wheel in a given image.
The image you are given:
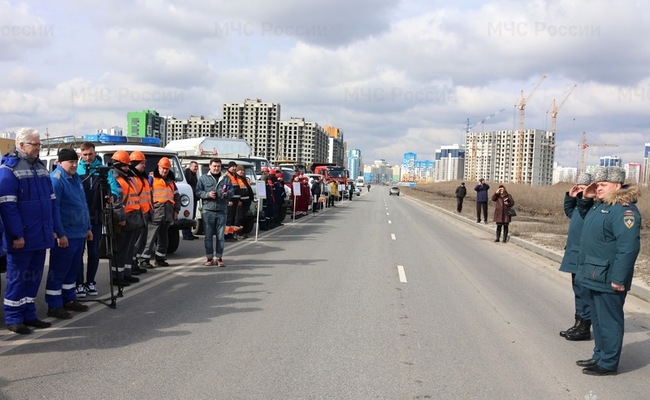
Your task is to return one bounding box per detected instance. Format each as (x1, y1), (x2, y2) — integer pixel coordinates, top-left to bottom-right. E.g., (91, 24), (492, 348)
(167, 226), (180, 254)
(397, 193), (400, 196)
(192, 219), (204, 235)
(242, 217), (255, 234)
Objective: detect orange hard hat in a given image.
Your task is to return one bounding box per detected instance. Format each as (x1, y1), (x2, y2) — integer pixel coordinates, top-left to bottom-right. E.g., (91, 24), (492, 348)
(158, 157), (172, 169)
(111, 150), (130, 165)
(129, 151), (146, 162)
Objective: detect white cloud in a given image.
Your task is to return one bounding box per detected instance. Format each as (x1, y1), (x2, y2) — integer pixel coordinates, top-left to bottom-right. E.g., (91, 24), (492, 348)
(2, 0), (650, 169)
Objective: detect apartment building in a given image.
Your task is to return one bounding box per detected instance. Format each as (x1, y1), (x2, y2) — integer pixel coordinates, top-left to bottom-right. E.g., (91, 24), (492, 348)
(165, 115), (223, 143)
(434, 144), (465, 182)
(222, 98), (280, 161)
(465, 129), (555, 185)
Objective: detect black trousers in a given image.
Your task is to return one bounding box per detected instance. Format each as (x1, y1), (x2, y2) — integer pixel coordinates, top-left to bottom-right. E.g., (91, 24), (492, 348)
(476, 202), (488, 221)
(456, 197), (464, 212)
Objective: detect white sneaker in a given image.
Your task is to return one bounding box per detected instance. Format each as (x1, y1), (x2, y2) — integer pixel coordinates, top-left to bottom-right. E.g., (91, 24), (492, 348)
(75, 284), (87, 298)
(85, 282), (98, 296)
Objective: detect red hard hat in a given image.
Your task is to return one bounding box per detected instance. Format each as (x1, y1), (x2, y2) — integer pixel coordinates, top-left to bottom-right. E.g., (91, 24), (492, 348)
(261, 166), (269, 173)
(111, 150), (130, 165)
(129, 151), (146, 162)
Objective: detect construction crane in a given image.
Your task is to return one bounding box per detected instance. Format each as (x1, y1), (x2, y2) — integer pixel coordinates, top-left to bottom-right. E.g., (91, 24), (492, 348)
(515, 75), (547, 183)
(465, 108), (507, 181)
(550, 84), (577, 134)
(578, 131), (618, 175)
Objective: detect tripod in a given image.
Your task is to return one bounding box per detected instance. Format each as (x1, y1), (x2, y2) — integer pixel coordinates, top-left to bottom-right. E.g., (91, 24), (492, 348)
(94, 166), (121, 307)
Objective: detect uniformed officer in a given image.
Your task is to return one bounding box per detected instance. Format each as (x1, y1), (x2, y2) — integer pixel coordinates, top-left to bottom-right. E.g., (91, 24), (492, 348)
(575, 166), (641, 376)
(558, 172), (594, 341)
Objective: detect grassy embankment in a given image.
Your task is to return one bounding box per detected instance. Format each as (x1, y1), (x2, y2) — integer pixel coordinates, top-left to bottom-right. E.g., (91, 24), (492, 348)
(402, 181), (650, 286)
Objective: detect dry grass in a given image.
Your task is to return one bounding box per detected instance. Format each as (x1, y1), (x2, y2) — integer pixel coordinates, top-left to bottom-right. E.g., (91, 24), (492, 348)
(402, 181), (650, 286)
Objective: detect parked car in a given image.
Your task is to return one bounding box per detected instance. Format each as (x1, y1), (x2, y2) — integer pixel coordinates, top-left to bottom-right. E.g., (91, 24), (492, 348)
(389, 186), (400, 196)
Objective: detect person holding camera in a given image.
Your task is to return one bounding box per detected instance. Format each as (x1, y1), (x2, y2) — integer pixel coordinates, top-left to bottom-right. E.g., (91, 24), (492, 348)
(197, 158), (233, 267)
(491, 184), (514, 243)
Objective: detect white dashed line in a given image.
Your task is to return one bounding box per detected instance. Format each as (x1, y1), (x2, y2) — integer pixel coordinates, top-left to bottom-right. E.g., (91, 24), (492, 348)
(391, 233), (396, 240)
(388, 220), (392, 224)
(397, 265), (407, 283)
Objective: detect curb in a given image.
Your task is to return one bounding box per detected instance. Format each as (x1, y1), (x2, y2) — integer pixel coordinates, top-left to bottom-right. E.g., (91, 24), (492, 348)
(404, 194), (650, 304)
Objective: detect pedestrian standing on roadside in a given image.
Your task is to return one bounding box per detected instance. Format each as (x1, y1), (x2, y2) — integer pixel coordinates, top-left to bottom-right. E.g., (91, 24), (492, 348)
(141, 157), (179, 267)
(474, 178), (490, 223)
(455, 182), (467, 213)
(491, 185), (514, 242)
(311, 176), (322, 214)
(182, 161), (199, 240)
(75, 141), (104, 297)
(45, 149), (92, 320)
(129, 151), (153, 273)
(575, 166), (641, 376)
(0, 128), (60, 334)
(558, 173), (594, 341)
(196, 158), (233, 267)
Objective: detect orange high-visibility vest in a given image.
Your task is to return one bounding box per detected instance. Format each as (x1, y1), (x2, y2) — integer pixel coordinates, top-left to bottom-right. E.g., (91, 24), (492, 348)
(152, 177), (175, 205)
(134, 176), (152, 213)
(116, 176), (140, 212)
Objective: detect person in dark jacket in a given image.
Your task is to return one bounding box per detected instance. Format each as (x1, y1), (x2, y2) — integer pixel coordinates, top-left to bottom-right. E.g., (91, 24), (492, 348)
(0, 128), (62, 334)
(491, 185), (514, 242)
(196, 158), (234, 267)
(182, 161), (199, 240)
(558, 173), (594, 341)
(474, 178), (490, 223)
(575, 166), (641, 376)
(75, 141), (104, 297)
(455, 182), (467, 213)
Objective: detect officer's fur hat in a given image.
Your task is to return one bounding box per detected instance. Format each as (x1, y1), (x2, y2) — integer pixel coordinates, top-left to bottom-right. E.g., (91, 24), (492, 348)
(576, 172), (592, 186)
(592, 166), (625, 184)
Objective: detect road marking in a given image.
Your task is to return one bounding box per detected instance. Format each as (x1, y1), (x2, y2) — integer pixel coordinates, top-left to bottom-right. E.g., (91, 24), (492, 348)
(386, 212), (389, 215)
(388, 220), (392, 224)
(397, 265), (407, 283)
(391, 233), (396, 240)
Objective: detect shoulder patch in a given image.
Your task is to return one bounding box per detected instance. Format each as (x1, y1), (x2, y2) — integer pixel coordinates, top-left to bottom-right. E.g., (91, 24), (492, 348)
(623, 210), (636, 229)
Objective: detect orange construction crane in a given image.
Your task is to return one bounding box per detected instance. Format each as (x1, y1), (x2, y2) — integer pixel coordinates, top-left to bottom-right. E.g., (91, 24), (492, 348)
(550, 84), (577, 134)
(515, 75), (547, 183)
(578, 131), (618, 174)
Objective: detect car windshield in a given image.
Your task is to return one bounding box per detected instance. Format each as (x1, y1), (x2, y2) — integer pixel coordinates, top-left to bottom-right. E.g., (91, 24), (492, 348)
(328, 169), (346, 178)
(103, 153), (184, 182)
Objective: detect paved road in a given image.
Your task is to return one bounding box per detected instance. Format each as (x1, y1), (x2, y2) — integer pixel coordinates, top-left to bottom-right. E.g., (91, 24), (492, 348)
(1, 188), (649, 399)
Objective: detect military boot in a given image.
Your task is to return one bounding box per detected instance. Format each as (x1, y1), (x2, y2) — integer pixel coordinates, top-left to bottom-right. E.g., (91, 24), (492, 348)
(559, 315), (580, 337)
(565, 318), (591, 341)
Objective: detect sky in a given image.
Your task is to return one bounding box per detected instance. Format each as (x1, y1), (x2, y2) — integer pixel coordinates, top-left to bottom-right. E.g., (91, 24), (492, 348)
(1, 0), (649, 168)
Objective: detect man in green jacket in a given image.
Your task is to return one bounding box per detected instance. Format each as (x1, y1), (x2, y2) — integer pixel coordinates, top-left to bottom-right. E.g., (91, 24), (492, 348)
(575, 166), (641, 376)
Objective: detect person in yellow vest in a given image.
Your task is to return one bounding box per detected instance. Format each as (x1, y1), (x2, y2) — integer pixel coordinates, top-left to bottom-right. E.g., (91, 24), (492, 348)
(109, 150), (143, 287)
(129, 151), (153, 273)
(140, 157), (180, 267)
(328, 179), (338, 208)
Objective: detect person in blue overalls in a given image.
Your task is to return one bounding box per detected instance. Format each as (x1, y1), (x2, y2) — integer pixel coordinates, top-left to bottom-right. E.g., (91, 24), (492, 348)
(575, 166), (641, 376)
(0, 128), (63, 334)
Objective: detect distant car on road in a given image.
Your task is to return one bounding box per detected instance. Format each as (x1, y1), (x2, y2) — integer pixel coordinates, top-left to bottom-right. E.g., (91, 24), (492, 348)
(389, 186), (400, 196)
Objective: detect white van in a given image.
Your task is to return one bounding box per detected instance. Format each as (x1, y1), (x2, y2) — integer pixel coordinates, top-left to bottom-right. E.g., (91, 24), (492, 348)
(180, 157), (258, 236)
(40, 135), (195, 254)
